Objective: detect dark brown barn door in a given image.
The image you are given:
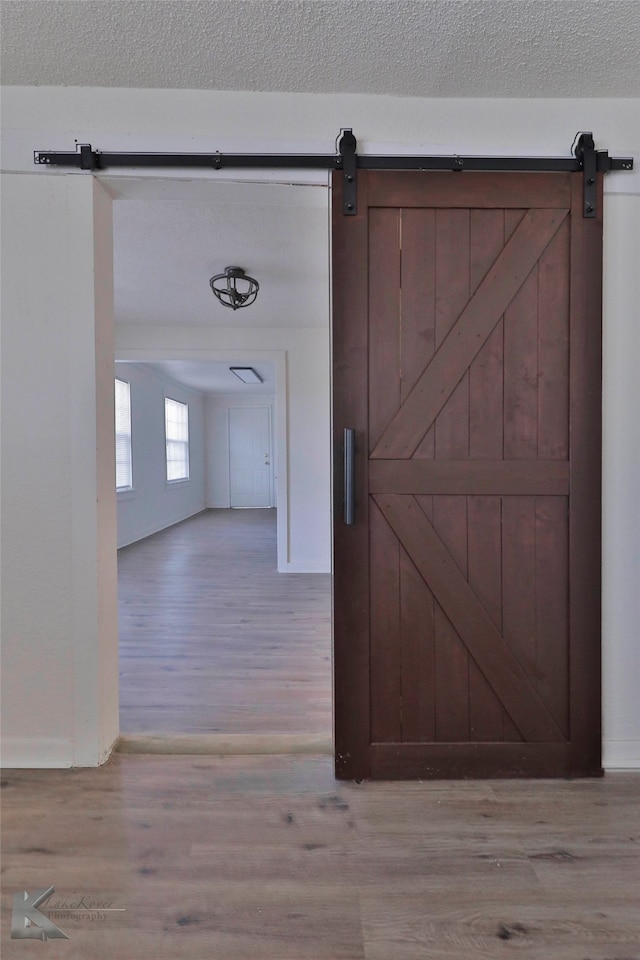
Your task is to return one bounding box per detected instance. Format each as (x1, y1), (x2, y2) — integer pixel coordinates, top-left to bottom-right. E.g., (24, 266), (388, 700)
(332, 170), (602, 780)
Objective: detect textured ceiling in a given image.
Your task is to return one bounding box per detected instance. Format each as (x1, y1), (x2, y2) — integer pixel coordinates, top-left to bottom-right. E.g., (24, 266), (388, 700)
(5, 0), (638, 394)
(2, 0), (640, 98)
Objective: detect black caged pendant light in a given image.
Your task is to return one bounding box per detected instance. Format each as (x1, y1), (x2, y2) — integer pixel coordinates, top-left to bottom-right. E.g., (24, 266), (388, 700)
(209, 266), (259, 310)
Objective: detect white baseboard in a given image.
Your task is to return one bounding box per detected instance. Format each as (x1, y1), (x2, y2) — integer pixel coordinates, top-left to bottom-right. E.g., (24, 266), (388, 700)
(117, 506), (206, 549)
(117, 733), (333, 756)
(1, 738), (74, 768)
(278, 560), (332, 573)
(603, 739), (640, 770)
(4, 736), (637, 771)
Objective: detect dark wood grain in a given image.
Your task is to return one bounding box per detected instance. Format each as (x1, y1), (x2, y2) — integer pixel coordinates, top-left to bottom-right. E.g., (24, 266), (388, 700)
(369, 208), (400, 452)
(369, 498), (401, 743)
(432, 494), (470, 741)
(372, 208), (568, 459)
(469, 210), (505, 460)
(504, 266), (539, 459)
(332, 170), (602, 780)
(467, 496), (509, 742)
(567, 173), (603, 775)
(502, 496), (537, 684)
(434, 209), (470, 460)
(401, 208), (436, 459)
(400, 209), (436, 403)
(331, 169), (371, 780)
(374, 494), (565, 743)
(397, 202), (438, 739)
(467, 212), (511, 744)
(368, 459), (570, 495)
(535, 496), (570, 737)
(367, 171), (572, 209)
(537, 216), (570, 459)
(370, 742), (573, 779)
(399, 545), (436, 742)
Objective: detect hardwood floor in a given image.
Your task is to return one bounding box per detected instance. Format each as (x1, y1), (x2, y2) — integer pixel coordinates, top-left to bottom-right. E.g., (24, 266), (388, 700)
(5, 510), (637, 956)
(118, 509), (332, 739)
(2, 757), (639, 958)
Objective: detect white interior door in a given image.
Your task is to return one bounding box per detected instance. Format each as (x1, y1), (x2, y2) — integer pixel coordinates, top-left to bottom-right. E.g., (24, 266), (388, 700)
(229, 406), (273, 508)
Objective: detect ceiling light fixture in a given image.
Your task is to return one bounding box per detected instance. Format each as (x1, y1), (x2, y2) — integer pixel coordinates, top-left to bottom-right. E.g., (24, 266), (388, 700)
(230, 367), (263, 385)
(209, 266), (259, 310)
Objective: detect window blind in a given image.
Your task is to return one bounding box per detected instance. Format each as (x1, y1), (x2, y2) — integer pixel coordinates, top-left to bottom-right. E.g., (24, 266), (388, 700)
(115, 379), (132, 490)
(165, 397), (189, 481)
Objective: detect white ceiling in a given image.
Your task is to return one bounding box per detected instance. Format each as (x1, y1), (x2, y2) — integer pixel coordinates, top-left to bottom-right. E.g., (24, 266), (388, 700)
(110, 178), (329, 393)
(112, 190), (329, 330)
(1, 0), (639, 98)
(137, 360), (276, 396)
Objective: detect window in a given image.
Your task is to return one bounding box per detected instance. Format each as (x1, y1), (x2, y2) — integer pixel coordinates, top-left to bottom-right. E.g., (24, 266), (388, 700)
(165, 397), (189, 481)
(114, 378), (132, 490)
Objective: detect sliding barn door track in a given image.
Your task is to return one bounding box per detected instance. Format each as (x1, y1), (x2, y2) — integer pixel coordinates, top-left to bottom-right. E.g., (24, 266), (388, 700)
(34, 129), (633, 218)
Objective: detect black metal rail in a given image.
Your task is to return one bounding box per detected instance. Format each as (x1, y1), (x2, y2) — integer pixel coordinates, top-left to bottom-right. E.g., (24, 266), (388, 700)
(33, 130), (634, 218)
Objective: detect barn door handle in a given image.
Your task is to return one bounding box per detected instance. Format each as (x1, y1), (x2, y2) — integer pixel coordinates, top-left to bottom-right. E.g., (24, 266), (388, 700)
(344, 428), (355, 525)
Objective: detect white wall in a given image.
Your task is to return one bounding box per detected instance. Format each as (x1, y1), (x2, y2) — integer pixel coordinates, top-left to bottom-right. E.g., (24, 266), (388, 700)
(115, 362), (206, 547)
(1, 88), (638, 768)
(1, 173), (119, 767)
(116, 327), (332, 573)
(205, 394), (275, 508)
(601, 194), (640, 770)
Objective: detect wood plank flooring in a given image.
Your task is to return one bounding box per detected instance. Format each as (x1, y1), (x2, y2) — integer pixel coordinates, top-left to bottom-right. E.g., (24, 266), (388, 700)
(118, 510), (332, 738)
(2, 757), (639, 958)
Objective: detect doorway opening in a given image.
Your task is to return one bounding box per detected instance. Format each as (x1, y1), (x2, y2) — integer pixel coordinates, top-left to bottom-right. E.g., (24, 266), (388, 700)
(109, 175), (333, 753)
(117, 508), (332, 748)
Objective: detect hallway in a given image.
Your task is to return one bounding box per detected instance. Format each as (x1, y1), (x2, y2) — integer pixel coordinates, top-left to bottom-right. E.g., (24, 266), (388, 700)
(118, 509), (332, 738)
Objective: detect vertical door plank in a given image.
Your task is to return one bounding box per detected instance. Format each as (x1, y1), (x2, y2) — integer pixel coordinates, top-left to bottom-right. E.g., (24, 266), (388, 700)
(468, 495), (508, 742)
(370, 498), (401, 743)
(400, 209), (436, 401)
(433, 210), (470, 741)
(469, 210), (505, 460)
(434, 209), (470, 460)
(502, 497), (537, 697)
(435, 209), (471, 348)
(433, 494), (470, 742)
(536, 496), (570, 737)
(369, 209), (401, 452)
(538, 217), (570, 459)
(467, 211), (508, 740)
(369, 205), (402, 745)
(397, 214), (438, 748)
(401, 209), (436, 459)
(400, 546), (436, 742)
(469, 324), (504, 459)
(434, 602), (470, 742)
(504, 266), (539, 459)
